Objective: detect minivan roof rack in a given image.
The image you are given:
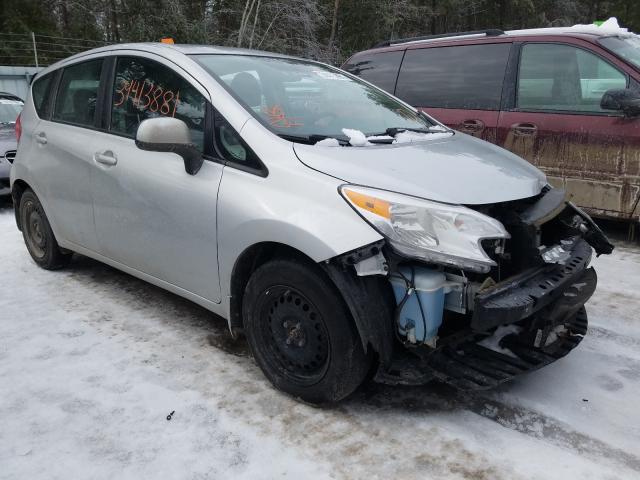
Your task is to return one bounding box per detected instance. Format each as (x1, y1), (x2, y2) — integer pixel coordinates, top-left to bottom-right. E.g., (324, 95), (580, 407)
(373, 29), (505, 49)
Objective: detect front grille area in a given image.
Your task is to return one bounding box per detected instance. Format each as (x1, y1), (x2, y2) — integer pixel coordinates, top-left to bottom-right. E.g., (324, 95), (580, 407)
(4, 150), (16, 164)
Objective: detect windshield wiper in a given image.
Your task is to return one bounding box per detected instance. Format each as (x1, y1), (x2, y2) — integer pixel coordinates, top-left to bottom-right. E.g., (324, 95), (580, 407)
(384, 127), (446, 136)
(277, 133), (350, 146)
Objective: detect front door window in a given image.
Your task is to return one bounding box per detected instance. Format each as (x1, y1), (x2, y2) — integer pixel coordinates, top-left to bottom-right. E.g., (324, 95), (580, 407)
(110, 57), (206, 150)
(517, 43), (627, 113)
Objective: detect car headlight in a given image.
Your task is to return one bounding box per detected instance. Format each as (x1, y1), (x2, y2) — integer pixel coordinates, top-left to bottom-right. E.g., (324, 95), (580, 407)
(340, 185), (509, 272)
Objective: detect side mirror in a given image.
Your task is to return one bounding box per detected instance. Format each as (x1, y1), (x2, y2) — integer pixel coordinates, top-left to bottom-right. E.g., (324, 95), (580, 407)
(135, 117), (204, 175)
(600, 88), (640, 117)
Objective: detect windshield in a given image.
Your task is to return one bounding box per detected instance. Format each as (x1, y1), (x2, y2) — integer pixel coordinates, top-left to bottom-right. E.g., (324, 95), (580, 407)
(192, 54), (434, 140)
(0, 98), (23, 125)
(599, 35), (640, 70)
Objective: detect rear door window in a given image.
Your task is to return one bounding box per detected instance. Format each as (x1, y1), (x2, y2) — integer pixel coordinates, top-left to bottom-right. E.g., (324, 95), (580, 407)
(517, 43), (627, 113)
(53, 59), (103, 127)
(395, 43), (511, 110)
(110, 57), (206, 151)
(32, 72), (55, 118)
(342, 50), (404, 92)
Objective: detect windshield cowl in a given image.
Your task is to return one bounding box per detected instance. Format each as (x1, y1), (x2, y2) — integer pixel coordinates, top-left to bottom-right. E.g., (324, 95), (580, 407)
(306, 127), (454, 147)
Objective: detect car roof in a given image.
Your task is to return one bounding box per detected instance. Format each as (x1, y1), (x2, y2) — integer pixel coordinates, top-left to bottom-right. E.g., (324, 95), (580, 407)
(52, 43), (297, 65)
(358, 25), (636, 55)
(35, 43), (309, 78)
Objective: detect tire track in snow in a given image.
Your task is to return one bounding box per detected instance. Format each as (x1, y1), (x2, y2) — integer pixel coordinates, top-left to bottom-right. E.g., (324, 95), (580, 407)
(588, 325), (640, 350)
(356, 383), (640, 473)
(463, 394), (640, 473)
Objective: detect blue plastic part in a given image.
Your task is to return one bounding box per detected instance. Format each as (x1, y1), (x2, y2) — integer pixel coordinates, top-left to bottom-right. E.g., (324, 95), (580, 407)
(389, 266), (447, 344)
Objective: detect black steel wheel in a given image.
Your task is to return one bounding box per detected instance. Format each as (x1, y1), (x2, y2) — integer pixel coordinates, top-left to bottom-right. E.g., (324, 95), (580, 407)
(243, 258), (371, 404)
(19, 189), (72, 269)
(258, 285), (330, 386)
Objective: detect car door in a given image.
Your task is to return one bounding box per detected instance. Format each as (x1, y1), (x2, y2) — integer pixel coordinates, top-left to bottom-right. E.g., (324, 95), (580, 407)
(394, 42), (512, 143)
(90, 55), (224, 302)
(30, 59), (106, 251)
(497, 42), (639, 220)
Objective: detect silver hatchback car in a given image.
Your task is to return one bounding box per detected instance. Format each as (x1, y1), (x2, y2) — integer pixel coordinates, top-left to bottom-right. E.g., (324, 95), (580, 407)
(12, 43), (613, 403)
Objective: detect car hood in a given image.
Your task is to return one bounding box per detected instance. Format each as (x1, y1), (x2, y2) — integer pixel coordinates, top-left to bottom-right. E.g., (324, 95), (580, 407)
(293, 132), (547, 205)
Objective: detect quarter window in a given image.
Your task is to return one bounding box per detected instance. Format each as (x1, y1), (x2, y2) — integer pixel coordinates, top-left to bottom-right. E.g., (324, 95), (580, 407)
(32, 72), (54, 118)
(110, 57), (206, 151)
(53, 59), (103, 127)
(517, 43), (627, 113)
(212, 109), (262, 171)
(395, 43), (511, 110)
(343, 51), (404, 93)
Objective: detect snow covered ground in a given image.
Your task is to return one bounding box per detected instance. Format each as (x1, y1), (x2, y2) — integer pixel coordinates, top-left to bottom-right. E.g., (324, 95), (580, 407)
(1, 199), (639, 480)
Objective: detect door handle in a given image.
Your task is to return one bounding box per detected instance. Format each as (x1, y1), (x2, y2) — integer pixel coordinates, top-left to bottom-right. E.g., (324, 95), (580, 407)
(94, 151), (118, 166)
(35, 132), (47, 145)
(512, 123), (538, 136)
(459, 119), (485, 132)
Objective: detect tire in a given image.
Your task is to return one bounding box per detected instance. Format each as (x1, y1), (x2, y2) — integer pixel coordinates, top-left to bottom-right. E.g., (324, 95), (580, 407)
(243, 258), (371, 404)
(19, 189), (72, 270)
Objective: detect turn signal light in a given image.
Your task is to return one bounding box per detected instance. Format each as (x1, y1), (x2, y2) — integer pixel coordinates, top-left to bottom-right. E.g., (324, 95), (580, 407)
(343, 188), (391, 219)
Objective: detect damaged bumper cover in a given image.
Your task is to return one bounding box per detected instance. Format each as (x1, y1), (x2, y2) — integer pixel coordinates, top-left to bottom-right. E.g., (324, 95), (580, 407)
(472, 236), (596, 331)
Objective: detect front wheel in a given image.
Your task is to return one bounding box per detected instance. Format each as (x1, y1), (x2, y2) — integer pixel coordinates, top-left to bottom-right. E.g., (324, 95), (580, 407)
(19, 189), (72, 270)
(243, 258), (371, 404)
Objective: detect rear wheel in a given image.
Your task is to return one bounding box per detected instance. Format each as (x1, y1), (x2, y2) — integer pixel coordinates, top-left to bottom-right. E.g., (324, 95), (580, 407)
(243, 258), (370, 404)
(19, 189), (72, 270)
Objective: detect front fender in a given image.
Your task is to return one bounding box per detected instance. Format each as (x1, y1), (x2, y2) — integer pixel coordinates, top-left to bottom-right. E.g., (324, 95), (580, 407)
(216, 162), (382, 318)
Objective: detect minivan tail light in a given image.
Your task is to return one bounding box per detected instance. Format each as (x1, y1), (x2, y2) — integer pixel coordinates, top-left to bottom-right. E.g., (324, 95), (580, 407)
(15, 113), (22, 143)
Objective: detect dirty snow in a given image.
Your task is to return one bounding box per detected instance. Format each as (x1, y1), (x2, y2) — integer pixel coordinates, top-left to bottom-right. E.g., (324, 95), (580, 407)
(1, 200), (639, 479)
(477, 324), (520, 358)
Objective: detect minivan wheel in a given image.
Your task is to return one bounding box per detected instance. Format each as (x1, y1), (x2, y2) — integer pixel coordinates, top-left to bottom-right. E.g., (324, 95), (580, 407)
(243, 258), (371, 404)
(19, 189), (72, 269)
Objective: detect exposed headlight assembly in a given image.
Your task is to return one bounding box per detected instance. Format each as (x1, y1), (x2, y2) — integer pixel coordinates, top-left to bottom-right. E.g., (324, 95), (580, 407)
(341, 185), (509, 273)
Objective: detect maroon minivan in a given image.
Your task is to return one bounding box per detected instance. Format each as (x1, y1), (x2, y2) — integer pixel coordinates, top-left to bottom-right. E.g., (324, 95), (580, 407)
(343, 27), (640, 227)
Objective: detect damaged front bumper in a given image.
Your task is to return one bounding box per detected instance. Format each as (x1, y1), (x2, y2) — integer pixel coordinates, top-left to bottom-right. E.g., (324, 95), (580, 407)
(472, 236), (596, 331)
(421, 237), (597, 390)
(332, 187), (612, 391)
(376, 252), (595, 390)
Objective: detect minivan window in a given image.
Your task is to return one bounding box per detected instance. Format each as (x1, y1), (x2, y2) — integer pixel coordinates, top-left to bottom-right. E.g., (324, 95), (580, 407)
(193, 54), (431, 140)
(53, 59), (103, 127)
(32, 72), (54, 118)
(110, 57), (206, 151)
(343, 51), (404, 92)
(517, 43), (627, 113)
(599, 35), (640, 70)
(395, 43), (511, 110)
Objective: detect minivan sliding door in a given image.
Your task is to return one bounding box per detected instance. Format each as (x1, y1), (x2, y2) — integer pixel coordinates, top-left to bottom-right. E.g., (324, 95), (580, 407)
(395, 42), (511, 143)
